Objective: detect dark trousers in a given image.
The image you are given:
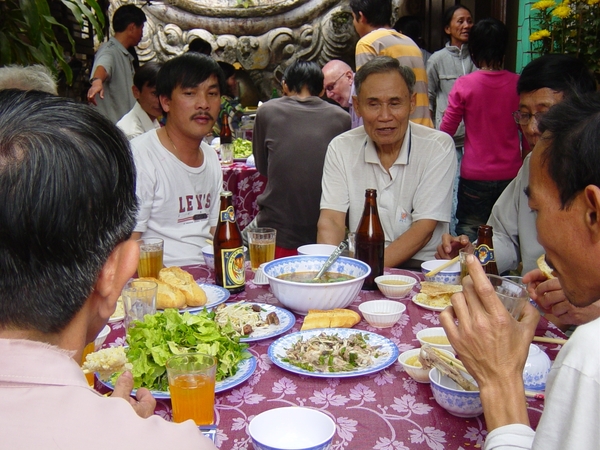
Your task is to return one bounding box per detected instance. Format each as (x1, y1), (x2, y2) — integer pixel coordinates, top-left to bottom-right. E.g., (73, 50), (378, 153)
(456, 178), (512, 242)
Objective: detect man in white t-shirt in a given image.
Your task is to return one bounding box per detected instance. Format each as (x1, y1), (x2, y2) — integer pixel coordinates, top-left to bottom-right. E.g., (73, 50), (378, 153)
(130, 53), (224, 266)
(317, 56), (456, 269)
(441, 94), (600, 449)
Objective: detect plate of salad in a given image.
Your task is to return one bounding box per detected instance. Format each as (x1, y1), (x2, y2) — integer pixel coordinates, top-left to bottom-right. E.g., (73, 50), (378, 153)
(99, 309), (256, 397)
(268, 328), (398, 378)
(233, 138), (252, 161)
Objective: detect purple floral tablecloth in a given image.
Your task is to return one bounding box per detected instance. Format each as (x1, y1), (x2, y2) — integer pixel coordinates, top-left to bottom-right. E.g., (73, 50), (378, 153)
(222, 162), (266, 230)
(102, 266), (566, 449)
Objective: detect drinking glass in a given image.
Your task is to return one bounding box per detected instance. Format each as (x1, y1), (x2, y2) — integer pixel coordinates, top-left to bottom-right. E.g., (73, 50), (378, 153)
(166, 353), (217, 426)
(248, 228), (276, 271)
(486, 274), (529, 320)
(221, 143), (234, 165)
(459, 247), (474, 281)
(137, 238), (163, 278)
(122, 279), (157, 329)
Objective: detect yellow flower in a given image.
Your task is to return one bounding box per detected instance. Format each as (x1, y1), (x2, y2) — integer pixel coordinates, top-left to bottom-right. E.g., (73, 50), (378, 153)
(531, 0), (556, 10)
(552, 4), (572, 18)
(587, 0), (599, 4)
(530, 29), (552, 41)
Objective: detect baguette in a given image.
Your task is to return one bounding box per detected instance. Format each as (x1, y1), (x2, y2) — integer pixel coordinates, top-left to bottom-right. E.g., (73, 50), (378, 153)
(537, 254), (556, 279)
(136, 277), (186, 309)
(159, 266), (207, 307)
(301, 308), (361, 331)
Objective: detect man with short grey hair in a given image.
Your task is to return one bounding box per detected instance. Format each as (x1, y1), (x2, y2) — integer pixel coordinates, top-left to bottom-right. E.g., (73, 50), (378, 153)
(317, 56), (456, 269)
(0, 64), (58, 94)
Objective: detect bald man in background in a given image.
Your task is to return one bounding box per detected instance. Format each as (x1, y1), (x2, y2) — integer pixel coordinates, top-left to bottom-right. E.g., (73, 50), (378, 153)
(322, 60), (362, 128)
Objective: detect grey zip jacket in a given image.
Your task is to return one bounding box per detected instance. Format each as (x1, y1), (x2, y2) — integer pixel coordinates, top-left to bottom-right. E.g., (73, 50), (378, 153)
(427, 43), (476, 147)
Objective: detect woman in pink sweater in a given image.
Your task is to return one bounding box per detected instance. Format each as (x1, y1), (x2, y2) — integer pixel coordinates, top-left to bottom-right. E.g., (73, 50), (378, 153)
(440, 18), (522, 242)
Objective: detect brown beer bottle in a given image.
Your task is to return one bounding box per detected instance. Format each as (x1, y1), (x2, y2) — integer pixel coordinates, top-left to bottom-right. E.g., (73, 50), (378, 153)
(214, 191), (245, 294)
(355, 189), (385, 290)
(220, 113), (232, 144)
(475, 225), (499, 275)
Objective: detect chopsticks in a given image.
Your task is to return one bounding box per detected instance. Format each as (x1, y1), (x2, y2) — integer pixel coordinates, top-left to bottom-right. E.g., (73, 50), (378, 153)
(429, 347), (546, 400)
(426, 255), (460, 277)
(533, 336), (567, 345)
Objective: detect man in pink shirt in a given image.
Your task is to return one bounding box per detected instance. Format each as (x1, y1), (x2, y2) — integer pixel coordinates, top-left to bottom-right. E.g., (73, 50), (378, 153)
(0, 90), (217, 449)
(440, 18), (521, 241)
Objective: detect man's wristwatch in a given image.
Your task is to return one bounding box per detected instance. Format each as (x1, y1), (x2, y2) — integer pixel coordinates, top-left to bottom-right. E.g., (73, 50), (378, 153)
(90, 77), (102, 83)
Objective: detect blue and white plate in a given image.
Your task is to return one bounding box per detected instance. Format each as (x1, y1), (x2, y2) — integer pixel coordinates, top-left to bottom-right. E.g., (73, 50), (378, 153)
(268, 328), (399, 378)
(98, 352), (256, 399)
(234, 303), (296, 342)
(164, 283), (230, 313)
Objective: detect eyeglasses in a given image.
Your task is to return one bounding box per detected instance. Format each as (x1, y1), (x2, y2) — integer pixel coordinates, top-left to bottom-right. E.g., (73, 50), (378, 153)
(512, 110), (546, 126)
(325, 73), (346, 92)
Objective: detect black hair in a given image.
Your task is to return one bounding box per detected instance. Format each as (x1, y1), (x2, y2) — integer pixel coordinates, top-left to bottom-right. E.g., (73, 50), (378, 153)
(217, 62), (236, 80)
(188, 37), (212, 55)
(349, 0), (392, 27)
(443, 4), (472, 31)
(112, 4), (146, 33)
(0, 89), (137, 333)
(133, 62), (161, 91)
(538, 93), (600, 208)
(354, 56), (415, 96)
(282, 60), (324, 97)
(518, 54), (596, 96)
(468, 18), (508, 68)
(393, 16), (425, 48)
(156, 53), (225, 99)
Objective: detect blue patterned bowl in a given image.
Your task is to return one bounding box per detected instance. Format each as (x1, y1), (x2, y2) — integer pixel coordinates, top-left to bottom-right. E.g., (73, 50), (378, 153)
(263, 255), (370, 315)
(249, 407), (335, 450)
(421, 260), (461, 285)
(429, 368), (483, 418)
(523, 344), (551, 391)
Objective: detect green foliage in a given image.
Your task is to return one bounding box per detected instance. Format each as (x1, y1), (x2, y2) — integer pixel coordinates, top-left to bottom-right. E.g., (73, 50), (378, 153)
(529, 0), (600, 80)
(0, 0), (105, 84)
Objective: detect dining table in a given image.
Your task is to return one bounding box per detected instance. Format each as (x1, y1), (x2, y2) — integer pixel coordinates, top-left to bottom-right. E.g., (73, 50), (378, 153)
(100, 265), (566, 450)
(221, 161), (266, 230)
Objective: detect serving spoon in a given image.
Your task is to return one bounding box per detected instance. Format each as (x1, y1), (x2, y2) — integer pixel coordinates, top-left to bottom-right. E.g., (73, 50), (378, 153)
(312, 241), (348, 281)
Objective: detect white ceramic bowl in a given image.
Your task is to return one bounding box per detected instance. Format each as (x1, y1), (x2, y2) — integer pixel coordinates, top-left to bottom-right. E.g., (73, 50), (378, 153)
(249, 407), (335, 450)
(416, 327), (455, 355)
(398, 348), (456, 383)
(297, 244), (337, 256)
(523, 344), (552, 391)
(94, 324), (111, 350)
(374, 275), (417, 299)
(429, 368), (483, 418)
(421, 260), (461, 285)
(359, 300), (406, 328)
(201, 245), (215, 270)
(262, 255), (371, 315)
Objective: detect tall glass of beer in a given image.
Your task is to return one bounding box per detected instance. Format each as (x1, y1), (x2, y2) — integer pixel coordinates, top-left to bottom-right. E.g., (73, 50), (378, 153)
(248, 228), (276, 271)
(137, 238), (164, 278)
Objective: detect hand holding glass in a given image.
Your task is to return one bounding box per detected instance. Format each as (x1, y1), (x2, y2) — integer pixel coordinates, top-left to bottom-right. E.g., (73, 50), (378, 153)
(487, 274), (529, 320)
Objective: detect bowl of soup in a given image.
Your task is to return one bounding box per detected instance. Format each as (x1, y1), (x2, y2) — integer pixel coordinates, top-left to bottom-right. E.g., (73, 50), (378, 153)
(262, 255), (371, 315)
(416, 327), (455, 354)
(374, 275), (417, 299)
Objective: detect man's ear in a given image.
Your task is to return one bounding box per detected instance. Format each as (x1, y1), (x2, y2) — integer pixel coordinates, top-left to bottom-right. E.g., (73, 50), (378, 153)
(583, 185), (600, 243)
(93, 239), (139, 319)
(352, 95), (362, 118)
(132, 85), (141, 100)
(409, 92), (417, 115)
(159, 94), (170, 114)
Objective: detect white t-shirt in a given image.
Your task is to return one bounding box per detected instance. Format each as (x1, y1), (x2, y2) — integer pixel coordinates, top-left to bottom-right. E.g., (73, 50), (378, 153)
(484, 316), (600, 449)
(321, 123), (456, 262)
(116, 101), (160, 141)
(132, 130), (223, 266)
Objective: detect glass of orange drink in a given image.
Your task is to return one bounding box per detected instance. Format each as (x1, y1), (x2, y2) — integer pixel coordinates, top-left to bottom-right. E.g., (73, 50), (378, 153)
(166, 353), (217, 426)
(137, 238), (164, 278)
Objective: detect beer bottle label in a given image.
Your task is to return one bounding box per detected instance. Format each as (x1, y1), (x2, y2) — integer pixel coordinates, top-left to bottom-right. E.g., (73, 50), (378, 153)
(476, 244), (495, 266)
(219, 247), (245, 289)
(220, 205), (236, 223)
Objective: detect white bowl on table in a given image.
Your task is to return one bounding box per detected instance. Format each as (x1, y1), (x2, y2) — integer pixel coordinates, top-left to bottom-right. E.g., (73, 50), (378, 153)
(262, 255), (370, 315)
(429, 368), (483, 418)
(416, 327), (455, 355)
(421, 260), (461, 285)
(249, 407), (335, 450)
(398, 348), (456, 383)
(359, 300), (406, 328)
(94, 324), (111, 350)
(297, 244), (337, 256)
(374, 275), (417, 299)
